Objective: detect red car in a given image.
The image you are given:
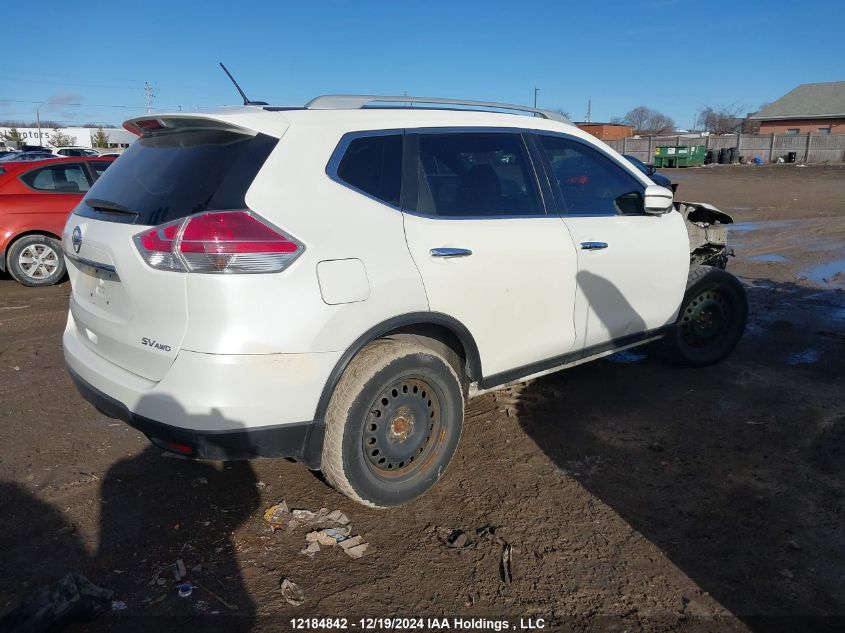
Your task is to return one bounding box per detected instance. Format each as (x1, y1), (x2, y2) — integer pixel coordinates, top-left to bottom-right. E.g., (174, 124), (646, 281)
(0, 156), (115, 286)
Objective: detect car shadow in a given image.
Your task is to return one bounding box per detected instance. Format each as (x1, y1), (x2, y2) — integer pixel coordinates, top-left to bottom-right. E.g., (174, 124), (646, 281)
(515, 277), (845, 632)
(1, 396), (261, 633)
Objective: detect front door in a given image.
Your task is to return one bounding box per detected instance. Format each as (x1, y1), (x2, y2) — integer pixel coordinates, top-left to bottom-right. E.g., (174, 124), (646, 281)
(534, 133), (689, 350)
(401, 130), (579, 381)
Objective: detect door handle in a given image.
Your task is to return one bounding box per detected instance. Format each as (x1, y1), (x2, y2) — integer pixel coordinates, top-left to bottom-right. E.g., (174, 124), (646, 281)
(580, 241), (608, 250)
(430, 247), (473, 258)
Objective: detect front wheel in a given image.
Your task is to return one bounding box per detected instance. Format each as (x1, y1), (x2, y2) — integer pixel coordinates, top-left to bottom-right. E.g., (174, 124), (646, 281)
(659, 265), (748, 367)
(7, 234), (66, 287)
(321, 339), (465, 508)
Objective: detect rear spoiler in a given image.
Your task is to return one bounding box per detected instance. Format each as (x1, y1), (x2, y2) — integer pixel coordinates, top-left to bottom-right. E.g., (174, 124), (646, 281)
(123, 115), (257, 137)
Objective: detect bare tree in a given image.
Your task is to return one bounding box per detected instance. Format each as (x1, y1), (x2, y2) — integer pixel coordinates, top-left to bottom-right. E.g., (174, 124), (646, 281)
(551, 108), (572, 119)
(622, 106), (675, 135)
(0, 119), (61, 128)
(697, 104), (744, 134)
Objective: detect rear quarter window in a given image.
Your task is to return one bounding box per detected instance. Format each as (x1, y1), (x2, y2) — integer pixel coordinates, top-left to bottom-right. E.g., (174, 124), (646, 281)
(333, 134), (402, 207)
(77, 129), (278, 225)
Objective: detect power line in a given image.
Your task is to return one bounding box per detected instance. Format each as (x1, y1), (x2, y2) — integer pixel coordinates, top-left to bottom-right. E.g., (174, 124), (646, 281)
(0, 76), (140, 90)
(0, 99), (187, 110)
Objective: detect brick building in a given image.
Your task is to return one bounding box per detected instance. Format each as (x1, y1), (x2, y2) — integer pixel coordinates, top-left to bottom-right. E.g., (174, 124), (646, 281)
(575, 123), (634, 140)
(748, 81), (845, 135)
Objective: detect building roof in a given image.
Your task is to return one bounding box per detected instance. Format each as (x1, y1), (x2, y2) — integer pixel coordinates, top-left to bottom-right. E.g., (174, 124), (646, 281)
(574, 122), (633, 128)
(750, 81), (845, 120)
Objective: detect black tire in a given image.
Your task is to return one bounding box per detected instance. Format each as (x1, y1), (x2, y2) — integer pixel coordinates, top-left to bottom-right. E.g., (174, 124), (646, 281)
(659, 265), (747, 367)
(7, 234), (66, 287)
(322, 339), (465, 508)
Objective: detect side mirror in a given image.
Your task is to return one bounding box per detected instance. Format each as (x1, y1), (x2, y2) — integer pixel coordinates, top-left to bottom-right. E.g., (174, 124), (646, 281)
(643, 184), (674, 214)
(646, 164), (656, 175)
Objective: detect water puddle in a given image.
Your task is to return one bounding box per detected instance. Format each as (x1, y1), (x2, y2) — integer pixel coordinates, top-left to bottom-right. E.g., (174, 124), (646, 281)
(801, 259), (845, 285)
(606, 350), (648, 364)
(748, 253), (788, 263)
(787, 349), (820, 365)
(729, 219), (802, 233)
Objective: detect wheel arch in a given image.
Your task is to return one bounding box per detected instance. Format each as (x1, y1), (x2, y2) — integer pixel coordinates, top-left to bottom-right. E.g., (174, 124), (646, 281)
(302, 312), (482, 470)
(314, 311), (481, 423)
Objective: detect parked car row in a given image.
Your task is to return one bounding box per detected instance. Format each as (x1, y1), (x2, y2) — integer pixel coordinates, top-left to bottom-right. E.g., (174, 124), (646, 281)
(0, 156), (115, 285)
(0, 147), (117, 162)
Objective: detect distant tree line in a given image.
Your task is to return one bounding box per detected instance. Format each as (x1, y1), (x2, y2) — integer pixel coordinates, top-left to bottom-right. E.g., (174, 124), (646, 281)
(0, 120), (116, 128)
(604, 103), (766, 136)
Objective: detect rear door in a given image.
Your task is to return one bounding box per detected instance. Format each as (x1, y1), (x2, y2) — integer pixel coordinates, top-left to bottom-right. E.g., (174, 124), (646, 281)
(533, 133), (689, 349)
(64, 124), (278, 381)
(399, 129), (579, 381)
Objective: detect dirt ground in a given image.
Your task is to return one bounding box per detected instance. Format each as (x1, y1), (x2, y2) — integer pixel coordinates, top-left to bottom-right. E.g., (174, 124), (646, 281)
(1, 164), (843, 633)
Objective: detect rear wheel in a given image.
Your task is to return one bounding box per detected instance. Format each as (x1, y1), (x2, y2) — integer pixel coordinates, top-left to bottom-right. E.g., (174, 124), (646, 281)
(7, 234), (66, 287)
(659, 265), (747, 366)
(322, 339), (465, 508)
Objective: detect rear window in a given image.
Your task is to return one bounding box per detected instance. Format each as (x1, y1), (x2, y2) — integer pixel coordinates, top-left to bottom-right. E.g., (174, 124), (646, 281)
(76, 128), (277, 225)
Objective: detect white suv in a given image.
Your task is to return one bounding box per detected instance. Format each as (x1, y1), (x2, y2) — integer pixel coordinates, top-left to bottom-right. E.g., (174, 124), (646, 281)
(62, 96), (746, 507)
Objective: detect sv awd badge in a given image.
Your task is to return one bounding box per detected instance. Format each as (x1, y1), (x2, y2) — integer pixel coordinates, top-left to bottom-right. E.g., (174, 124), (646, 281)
(141, 337), (172, 352)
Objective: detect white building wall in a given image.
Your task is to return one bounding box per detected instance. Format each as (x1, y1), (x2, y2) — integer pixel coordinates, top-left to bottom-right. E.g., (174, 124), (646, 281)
(0, 127), (135, 148)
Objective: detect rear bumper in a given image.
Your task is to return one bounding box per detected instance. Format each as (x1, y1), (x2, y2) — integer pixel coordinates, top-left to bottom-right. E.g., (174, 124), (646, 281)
(63, 314), (340, 467)
(68, 364), (324, 465)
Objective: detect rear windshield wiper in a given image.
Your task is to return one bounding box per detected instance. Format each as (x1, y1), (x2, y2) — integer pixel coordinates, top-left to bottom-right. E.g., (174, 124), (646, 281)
(86, 198), (136, 215)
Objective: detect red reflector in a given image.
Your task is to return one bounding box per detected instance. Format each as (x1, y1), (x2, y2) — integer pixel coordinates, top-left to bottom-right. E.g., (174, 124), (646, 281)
(165, 441), (194, 455)
(140, 222), (180, 252)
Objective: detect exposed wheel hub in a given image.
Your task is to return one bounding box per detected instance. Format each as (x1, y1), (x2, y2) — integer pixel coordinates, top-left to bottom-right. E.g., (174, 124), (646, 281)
(387, 407), (414, 443)
(363, 378), (441, 477)
(681, 290), (730, 348)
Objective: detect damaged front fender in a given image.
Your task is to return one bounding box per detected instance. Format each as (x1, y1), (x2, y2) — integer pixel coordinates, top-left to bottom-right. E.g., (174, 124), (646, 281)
(677, 200), (734, 269)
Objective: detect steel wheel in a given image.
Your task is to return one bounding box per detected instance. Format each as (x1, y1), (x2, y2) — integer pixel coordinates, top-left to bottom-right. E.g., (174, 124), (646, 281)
(656, 265), (747, 367)
(18, 243), (60, 280)
(363, 377), (442, 478)
(322, 339), (465, 508)
(680, 289), (731, 349)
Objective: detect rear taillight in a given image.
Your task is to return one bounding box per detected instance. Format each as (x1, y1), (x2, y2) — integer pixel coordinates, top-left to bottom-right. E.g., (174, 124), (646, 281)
(133, 210), (303, 274)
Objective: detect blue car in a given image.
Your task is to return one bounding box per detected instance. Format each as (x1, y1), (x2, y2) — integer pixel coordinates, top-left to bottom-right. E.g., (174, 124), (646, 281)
(624, 154), (677, 193)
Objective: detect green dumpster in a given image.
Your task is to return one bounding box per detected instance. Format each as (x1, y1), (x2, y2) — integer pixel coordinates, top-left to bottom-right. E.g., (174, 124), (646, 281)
(653, 144), (706, 167)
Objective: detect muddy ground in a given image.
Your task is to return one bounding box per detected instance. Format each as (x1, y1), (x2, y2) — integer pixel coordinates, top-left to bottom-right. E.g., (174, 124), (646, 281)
(0, 164), (843, 633)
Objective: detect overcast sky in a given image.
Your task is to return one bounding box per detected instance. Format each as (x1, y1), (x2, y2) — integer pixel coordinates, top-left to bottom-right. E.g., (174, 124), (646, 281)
(2, 0), (842, 128)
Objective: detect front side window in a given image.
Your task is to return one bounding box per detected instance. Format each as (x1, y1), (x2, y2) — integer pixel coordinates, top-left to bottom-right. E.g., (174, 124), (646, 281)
(22, 163), (91, 193)
(414, 132), (542, 217)
(335, 134), (402, 207)
(539, 135), (644, 215)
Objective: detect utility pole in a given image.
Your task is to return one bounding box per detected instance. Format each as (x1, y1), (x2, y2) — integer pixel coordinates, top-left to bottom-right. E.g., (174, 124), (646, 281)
(533, 87), (539, 108)
(36, 104), (42, 146)
(144, 82), (155, 114)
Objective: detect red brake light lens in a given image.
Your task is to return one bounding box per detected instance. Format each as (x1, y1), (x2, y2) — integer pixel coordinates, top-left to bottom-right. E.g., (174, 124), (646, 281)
(135, 119), (165, 131)
(133, 210), (303, 274)
(135, 220), (185, 271)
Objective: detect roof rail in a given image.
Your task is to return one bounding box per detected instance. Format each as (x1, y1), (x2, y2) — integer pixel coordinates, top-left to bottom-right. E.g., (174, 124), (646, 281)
(303, 95), (571, 124)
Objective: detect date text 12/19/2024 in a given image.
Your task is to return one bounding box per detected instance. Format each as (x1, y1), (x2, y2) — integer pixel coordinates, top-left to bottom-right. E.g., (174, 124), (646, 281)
(290, 617), (547, 631)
